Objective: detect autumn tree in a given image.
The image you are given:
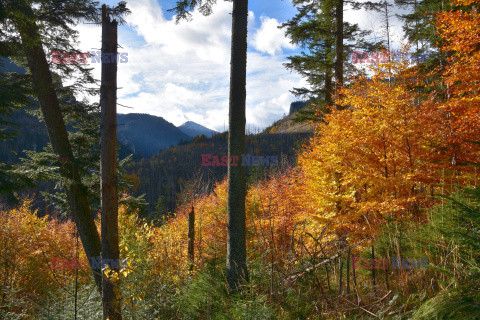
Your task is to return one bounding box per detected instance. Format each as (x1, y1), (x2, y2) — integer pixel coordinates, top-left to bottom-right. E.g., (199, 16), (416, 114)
(432, 0), (480, 166)
(299, 60), (447, 240)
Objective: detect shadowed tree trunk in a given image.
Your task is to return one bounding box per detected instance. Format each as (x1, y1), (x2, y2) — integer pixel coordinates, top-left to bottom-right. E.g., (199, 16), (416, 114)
(347, 248), (351, 294)
(227, 0), (249, 291)
(188, 205), (195, 271)
(12, 0), (102, 292)
(338, 258), (343, 295)
(100, 5), (122, 320)
(167, 0), (251, 289)
(325, 39), (334, 105)
(372, 245), (377, 295)
(335, 0), (344, 97)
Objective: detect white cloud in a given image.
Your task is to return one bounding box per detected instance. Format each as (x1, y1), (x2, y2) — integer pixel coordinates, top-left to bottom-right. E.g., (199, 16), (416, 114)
(73, 0), (302, 132)
(125, 0), (233, 64)
(344, 0), (408, 49)
(66, 0), (417, 132)
(252, 17), (295, 55)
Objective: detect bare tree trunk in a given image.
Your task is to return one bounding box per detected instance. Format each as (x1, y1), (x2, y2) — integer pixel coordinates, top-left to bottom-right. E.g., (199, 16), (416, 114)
(227, 0), (249, 292)
(346, 248), (351, 295)
(100, 5), (121, 320)
(338, 258), (343, 295)
(335, 0), (344, 99)
(352, 252), (357, 289)
(414, 0), (419, 62)
(325, 40), (334, 105)
(383, 1), (393, 84)
(12, 0), (102, 292)
(384, 1), (391, 55)
(188, 205), (195, 271)
(326, 265), (332, 291)
(385, 261), (390, 290)
(371, 246), (377, 296)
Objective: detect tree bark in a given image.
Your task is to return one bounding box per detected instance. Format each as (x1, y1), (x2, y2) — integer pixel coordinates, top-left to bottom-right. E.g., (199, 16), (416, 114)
(325, 40), (334, 105)
(100, 5), (122, 320)
(335, 0), (344, 99)
(338, 258), (343, 295)
(346, 248), (351, 295)
(188, 205), (195, 271)
(12, 0), (102, 292)
(227, 0), (249, 292)
(371, 245), (377, 295)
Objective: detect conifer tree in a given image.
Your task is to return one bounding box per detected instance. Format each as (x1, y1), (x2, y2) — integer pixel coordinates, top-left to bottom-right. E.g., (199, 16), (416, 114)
(99, 5), (122, 319)
(0, 63), (32, 200)
(0, 3), (35, 199)
(282, 0), (375, 109)
(394, 0), (449, 61)
(282, 0), (337, 104)
(0, 0), (131, 293)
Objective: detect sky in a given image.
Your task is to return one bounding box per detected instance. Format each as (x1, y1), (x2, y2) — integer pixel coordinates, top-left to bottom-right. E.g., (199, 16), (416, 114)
(74, 0), (407, 132)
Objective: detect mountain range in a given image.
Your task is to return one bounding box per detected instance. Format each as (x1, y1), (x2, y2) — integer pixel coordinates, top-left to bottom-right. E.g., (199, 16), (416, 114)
(0, 110), (218, 161)
(117, 114), (218, 158)
(1, 58), (219, 158)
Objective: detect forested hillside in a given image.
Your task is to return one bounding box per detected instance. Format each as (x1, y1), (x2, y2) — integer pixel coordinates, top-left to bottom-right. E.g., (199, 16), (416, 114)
(0, 109), (209, 163)
(0, 109), (49, 164)
(129, 131), (311, 216)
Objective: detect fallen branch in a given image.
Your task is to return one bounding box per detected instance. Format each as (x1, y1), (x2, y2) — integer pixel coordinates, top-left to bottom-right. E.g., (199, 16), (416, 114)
(338, 290), (392, 318)
(340, 290), (392, 311)
(286, 238), (367, 283)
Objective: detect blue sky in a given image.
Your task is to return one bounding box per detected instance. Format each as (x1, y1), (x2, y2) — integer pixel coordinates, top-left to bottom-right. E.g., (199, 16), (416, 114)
(159, 0), (298, 21)
(73, 0), (405, 132)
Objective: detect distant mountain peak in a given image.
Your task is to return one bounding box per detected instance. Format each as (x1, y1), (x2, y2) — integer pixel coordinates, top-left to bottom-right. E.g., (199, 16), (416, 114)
(178, 121), (217, 138)
(117, 113), (191, 158)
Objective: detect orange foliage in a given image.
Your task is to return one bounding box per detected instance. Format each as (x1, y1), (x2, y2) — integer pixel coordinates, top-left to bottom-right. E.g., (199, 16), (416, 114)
(298, 55), (480, 241)
(149, 180), (228, 280)
(3, 6), (479, 312)
(149, 170), (320, 277)
(146, 0), (480, 275)
(0, 201), (89, 314)
(433, 0), (480, 166)
(247, 168), (314, 263)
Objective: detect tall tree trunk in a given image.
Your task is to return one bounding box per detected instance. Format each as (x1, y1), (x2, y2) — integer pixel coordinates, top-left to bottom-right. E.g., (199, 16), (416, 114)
(371, 245), (377, 295)
(346, 248), (351, 295)
(384, 1), (394, 85)
(12, 0), (102, 292)
(227, 0), (249, 291)
(100, 6), (122, 320)
(338, 258), (343, 295)
(335, 0), (344, 98)
(325, 40), (333, 105)
(188, 205), (195, 271)
(384, 1), (391, 55)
